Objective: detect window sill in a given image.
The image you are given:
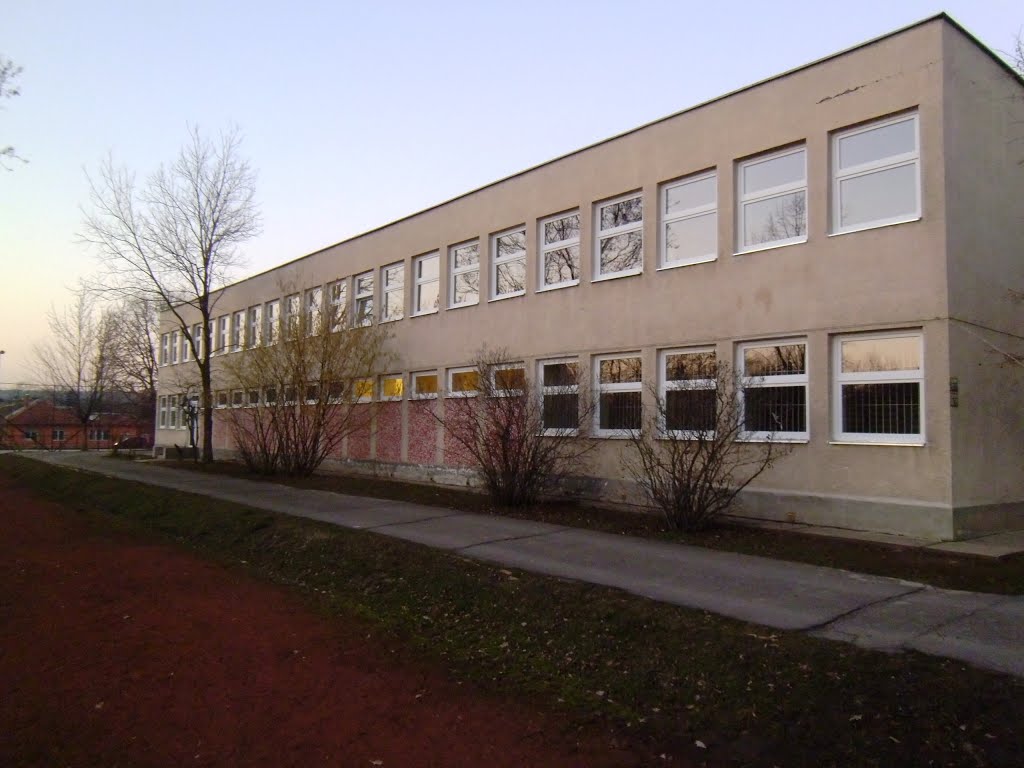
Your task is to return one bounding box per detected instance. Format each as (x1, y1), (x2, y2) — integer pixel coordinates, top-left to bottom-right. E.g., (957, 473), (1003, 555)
(447, 301), (480, 310)
(657, 255), (717, 271)
(536, 280), (580, 293)
(488, 291), (525, 303)
(829, 439), (926, 447)
(592, 268), (643, 283)
(380, 316), (404, 324)
(739, 436), (809, 444)
(593, 431), (637, 440)
(411, 309), (439, 318)
(733, 238), (807, 257)
(828, 216), (921, 238)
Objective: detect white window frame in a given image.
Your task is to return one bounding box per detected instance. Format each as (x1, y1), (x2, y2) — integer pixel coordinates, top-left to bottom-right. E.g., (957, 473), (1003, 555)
(231, 389), (245, 408)
(593, 353), (643, 438)
(169, 395), (179, 428)
(246, 307), (261, 348)
(231, 310), (245, 351)
(737, 338), (809, 442)
(659, 171), (718, 269)
(305, 286), (322, 335)
(381, 262), (405, 323)
(217, 315), (229, 354)
(448, 240), (480, 309)
(329, 279), (348, 331)
(413, 253), (440, 316)
(538, 210), (581, 291)
(158, 396), (168, 428)
(380, 374), (405, 401)
(353, 378), (374, 403)
(215, 391), (229, 409)
(181, 330), (190, 363)
(52, 429), (65, 441)
(192, 323), (203, 359)
(736, 146), (808, 254)
(411, 371), (440, 400)
(659, 348), (717, 438)
(832, 330), (924, 445)
(354, 271), (374, 327)
(593, 193), (643, 281)
(490, 226), (527, 300)
(169, 330), (179, 364)
(538, 357), (580, 436)
(284, 294), (301, 337)
(159, 334), (169, 366)
(265, 300), (280, 344)
(490, 362), (526, 396)
(446, 366), (479, 398)
(831, 113), (920, 235)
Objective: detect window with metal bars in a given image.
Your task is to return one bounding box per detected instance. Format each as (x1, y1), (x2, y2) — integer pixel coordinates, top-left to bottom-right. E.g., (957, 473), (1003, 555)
(739, 340), (808, 440)
(833, 331), (923, 443)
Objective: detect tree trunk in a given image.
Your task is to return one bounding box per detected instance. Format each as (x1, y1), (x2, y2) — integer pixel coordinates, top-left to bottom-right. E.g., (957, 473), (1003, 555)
(201, 360), (214, 463)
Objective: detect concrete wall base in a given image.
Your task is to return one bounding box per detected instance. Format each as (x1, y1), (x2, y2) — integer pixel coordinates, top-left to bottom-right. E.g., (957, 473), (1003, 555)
(198, 449), (1024, 542)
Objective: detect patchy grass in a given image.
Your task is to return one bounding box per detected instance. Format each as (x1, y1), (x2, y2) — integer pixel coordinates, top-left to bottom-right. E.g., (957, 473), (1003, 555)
(3, 454), (1023, 767)
(159, 458), (1024, 595)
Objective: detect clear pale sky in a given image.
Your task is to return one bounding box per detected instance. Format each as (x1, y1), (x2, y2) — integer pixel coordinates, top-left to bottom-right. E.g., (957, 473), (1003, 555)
(1, 1), (1020, 384)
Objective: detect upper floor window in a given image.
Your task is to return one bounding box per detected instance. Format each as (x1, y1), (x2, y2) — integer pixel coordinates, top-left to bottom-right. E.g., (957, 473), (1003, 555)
(328, 279), (348, 331)
(449, 241), (480, 308)
(491, 362), (526, 395)
(737, 146), (807, 252)
(739, 339), (808, 440)
(594, 354), (642, 436)
(246, 307), (261, 348)
(539, 211), (580, 290)
(264, 299), (280, 344)
(169, 330), (179, 364)
(284, 294), (301, 337)
(832, 113), (920, 234)
(661, 172), (717, 268)
(491, 227), (526, 299)
(661, 348), (717, 435)
(594, 194), (643, 280)
(305, 287), (322, 334)
(181, 330), (191, 362)
(192, 323), (203, 359)
(413, 253), (440, 315)
(354, 271), (374, 327)
(159, 333), (169, 366)
(833, 331), (923, 443)
(381, 263), (405, 322)
(216, 316), (229, 354)
(231, 310), (245, 351)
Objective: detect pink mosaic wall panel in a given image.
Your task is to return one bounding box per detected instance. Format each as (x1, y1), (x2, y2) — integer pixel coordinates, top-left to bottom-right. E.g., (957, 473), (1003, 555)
(347, 404), (373, 460)
(376, 402), (403, 463)
(407, 400), (439, 465)
(442, 398), (476, 468)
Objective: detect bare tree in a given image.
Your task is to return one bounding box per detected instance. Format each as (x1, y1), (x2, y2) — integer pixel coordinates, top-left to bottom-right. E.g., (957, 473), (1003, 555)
(438, 348), (597, 508)
(623, 360), (788, 531)
(1, 55), (25, 169)
(81, 125), (261, 462)
(32, 288), (117, 450)
(220, 297), (392, 476)
(107, 297), (158, 422)
(1012, 31), (1024, 75)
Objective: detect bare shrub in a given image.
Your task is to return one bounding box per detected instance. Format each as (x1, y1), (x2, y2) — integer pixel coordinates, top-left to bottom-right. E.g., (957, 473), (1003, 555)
(623, 360), (788, 531)
(439, 348), (596, 508)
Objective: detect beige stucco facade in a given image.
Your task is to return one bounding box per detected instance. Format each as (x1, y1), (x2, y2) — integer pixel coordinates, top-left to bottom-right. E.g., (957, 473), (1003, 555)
(157, 15), (1024, 540)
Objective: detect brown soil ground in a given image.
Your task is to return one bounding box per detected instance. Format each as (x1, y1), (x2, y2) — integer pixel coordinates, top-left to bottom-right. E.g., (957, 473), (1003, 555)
(0, 474), (653, 768)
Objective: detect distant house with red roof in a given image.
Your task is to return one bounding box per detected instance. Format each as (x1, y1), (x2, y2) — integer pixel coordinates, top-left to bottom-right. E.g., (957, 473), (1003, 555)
(0, 399), (153, 451)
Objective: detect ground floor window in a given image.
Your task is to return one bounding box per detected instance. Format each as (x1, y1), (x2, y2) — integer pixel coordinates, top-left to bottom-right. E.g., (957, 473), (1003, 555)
(595, 354), (642, 436)
(739, 339), (808, 440)
(833, 330), (923, 443)
(660, 348), (717, 435)
(539, 359), (580, 434)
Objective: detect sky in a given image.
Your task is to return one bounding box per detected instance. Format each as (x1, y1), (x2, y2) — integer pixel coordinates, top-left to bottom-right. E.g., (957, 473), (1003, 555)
(1, 0), (1021, 384)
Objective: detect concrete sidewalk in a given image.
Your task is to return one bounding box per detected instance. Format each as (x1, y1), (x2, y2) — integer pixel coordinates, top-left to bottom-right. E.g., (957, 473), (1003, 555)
(23, 451), (1024, 679)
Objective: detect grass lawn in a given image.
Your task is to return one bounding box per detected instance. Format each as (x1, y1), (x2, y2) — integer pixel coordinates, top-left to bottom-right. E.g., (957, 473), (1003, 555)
(158, 457), (1024, 595)
(3, 454), (1023, 767)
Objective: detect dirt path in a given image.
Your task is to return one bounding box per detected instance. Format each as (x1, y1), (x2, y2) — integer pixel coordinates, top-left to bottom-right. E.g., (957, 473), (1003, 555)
(0, 473), (650, 767)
